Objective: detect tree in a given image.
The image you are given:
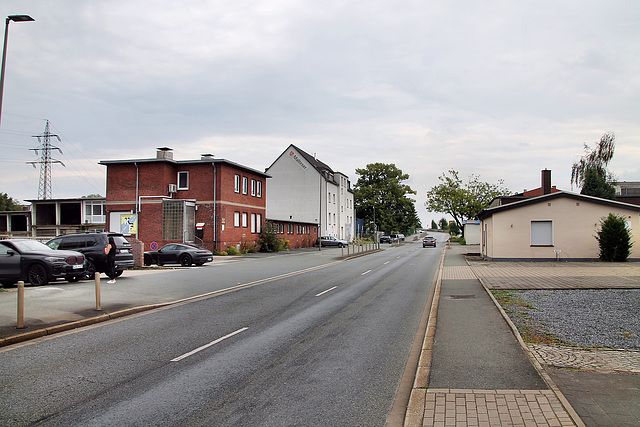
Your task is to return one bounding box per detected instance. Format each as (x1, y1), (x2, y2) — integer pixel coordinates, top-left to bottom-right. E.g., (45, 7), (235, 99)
(0, 193), (22, 211)
(439, 218), (448, 230)
(426, 170), (510, 232)
(448, 221), (460, 236)
(595, 213), (633, 262)
(430, 219), (438, 230)
(571, 132), (616, 195)
(353, 163), (421, 234)
(581, 167), (616, 200)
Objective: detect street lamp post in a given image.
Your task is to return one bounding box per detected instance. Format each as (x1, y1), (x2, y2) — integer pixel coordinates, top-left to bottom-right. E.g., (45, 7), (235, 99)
(0, 14), (35, 132)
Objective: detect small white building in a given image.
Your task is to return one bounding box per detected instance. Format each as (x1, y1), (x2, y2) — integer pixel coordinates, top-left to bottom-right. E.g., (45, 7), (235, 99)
(266, 145), (355, 242)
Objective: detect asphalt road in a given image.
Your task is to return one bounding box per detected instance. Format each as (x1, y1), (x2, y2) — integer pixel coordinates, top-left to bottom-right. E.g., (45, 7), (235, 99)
(0, 240), (441, 426)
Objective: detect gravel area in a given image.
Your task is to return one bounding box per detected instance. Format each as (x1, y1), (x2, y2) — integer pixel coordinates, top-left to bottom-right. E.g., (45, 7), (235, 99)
(495, 289), (640, 350)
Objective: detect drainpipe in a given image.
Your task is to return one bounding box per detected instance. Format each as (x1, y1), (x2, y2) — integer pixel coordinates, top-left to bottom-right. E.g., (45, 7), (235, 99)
(135, 162), (139, 237)
(212, 162), (217, 252)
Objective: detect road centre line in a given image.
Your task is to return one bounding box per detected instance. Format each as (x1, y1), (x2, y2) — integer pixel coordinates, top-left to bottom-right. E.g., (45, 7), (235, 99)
(362, 270), (372, 275)
(315, 286), (337, 297)
(171, 327), (249, 362)
(384, 261), (390, 265)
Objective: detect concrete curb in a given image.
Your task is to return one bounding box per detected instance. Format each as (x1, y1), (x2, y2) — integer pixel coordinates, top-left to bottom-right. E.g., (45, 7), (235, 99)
(402, 247), (446, 427)
(0, 303), (171, 347)
(476, 264), (587, 427)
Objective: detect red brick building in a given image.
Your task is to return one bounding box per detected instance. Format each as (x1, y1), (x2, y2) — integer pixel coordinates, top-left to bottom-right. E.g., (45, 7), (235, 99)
(99, 148), (269, 253)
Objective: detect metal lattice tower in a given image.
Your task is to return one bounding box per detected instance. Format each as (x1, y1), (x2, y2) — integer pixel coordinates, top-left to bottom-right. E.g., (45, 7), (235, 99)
(27, 119), (64, 200)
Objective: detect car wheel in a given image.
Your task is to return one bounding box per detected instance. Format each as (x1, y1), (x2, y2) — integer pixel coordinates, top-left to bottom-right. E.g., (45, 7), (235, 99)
(144, 255), (152, 266)
(84, 259), (96, 280)
(114, 270), (123, 277)
(180, 254), (192, 266)
(27, 263), (49, 286)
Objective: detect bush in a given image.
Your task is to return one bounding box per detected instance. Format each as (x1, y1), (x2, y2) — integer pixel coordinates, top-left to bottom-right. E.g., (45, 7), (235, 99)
(226, 246), (239, 256)
(596, 213), (633, 262)
(259, 221), (285, 252)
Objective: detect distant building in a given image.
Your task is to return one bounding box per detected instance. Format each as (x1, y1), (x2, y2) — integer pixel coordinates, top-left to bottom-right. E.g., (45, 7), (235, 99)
(265, 145), (355, 247)
(0, 207), (31, 238)
(26, 197), (106, 238)
(100, 148), (269, 253)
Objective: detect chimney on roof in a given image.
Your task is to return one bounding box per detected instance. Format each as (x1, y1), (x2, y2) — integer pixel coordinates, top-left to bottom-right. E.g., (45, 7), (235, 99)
(201, 154), (215, 160)
(156, 147), (173, 160)
(542, 169), (552, 195)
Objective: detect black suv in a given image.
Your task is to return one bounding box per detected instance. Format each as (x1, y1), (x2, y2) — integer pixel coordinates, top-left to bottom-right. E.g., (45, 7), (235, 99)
(46, 232), (135, 280)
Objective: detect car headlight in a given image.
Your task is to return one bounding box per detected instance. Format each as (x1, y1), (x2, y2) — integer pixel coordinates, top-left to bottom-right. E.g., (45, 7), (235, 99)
(44, 256), (66, 263)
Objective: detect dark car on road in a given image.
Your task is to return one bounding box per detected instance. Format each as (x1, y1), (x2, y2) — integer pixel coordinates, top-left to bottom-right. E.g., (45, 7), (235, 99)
(0, 239), (85, 286)
(46, 232), (134, 280)
(422, 236), (436, 247)
(317, 236), (349, 248)
(379, 235), (391, 243)
(144, 243), (213, 266)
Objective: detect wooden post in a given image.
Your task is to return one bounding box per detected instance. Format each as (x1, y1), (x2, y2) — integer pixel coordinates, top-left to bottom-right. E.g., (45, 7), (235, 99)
(17, 281), (24, 329)
(95, 272), (101, 311)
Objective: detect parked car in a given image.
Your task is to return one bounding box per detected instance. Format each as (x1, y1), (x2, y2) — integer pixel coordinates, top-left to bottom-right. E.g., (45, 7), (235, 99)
(0, 239), (85, 286)
(379, 235), (391, 243)
(389, 234), (405, 243)
(317, 236), (349, 248)
(46, 232), (134, 280)
(144, 243), (213, 266)
(422, 236), (437, 247)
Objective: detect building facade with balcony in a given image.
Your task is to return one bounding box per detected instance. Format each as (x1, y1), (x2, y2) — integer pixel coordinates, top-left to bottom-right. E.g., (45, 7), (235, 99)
(26, 197), (106, 238)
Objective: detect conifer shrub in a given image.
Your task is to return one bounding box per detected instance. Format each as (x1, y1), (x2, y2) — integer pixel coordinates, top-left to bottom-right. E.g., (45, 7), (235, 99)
(595, 213), (633, 262)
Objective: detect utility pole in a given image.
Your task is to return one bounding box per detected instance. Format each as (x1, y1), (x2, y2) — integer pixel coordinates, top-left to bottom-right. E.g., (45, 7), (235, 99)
(27, 119), (64, 199)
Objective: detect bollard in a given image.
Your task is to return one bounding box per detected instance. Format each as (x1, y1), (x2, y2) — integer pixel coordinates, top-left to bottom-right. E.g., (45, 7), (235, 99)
(95, 272), (101, 311)
(17, 281), (25, 329)
(341, 245), (344, 257)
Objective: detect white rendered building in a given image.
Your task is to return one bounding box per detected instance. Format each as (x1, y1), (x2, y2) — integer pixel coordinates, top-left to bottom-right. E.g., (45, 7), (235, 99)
(266, 145), (355, 242)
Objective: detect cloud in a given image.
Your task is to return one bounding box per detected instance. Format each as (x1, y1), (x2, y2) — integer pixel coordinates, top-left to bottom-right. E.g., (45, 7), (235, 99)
(0, 0), (638, 226)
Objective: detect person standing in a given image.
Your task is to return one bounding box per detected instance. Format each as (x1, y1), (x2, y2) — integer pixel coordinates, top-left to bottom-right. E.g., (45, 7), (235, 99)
(105, 236), (117, 284)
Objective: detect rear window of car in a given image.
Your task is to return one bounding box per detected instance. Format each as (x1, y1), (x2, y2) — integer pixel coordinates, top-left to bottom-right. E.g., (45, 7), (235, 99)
(112, 236), (131, 247)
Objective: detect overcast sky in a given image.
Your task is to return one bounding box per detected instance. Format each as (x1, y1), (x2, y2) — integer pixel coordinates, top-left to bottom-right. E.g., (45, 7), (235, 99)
(1, 0), (638, 226)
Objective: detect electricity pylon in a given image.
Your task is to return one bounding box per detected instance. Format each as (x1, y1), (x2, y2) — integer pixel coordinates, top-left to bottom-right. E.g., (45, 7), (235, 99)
(27, 119), (64, 200)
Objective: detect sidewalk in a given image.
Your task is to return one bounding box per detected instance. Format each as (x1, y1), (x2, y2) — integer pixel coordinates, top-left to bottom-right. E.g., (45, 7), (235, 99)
(405, 243), (640, 427)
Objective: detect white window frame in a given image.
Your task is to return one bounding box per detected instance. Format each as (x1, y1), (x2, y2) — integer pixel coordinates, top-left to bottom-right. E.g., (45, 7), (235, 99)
(256, 181), (262, 198)
(531, 220), (553, 246)
(251, 179), (256, 197)
(256, 214), (262, 233)
(242, 212), (248, 228)
(234, 211), (240, 227)
(177, 171), (189, 190)
(251, 213), (256, 233)
(234, 174), (241, 193)
(242, 177), (248, 195)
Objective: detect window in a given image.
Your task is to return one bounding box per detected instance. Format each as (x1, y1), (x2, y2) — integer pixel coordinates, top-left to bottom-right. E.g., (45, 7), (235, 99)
(242, 177), (248, 195)
(242, 212), (248, 227)
(234, 175), (241, 193)
(234, 212), (240, 227)
(251, 179), (256, 196)
(84, 200), (105, 224)
(251, 213), (256, 233)
(256, 214), (262, 233)
(256, 181), (262, 198)
(177, 171), (189, 190)
(531, 220), (553, 246)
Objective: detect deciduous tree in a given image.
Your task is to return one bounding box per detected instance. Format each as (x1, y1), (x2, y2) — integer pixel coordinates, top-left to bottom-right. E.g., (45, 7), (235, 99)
(0, 193), (22, 211)
(571, 132), (617, 197)
(353, 163), (421, 234)
(426, 170), (510, 232)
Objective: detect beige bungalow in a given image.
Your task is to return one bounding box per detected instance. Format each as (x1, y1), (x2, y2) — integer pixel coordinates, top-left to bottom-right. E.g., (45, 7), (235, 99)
(477, 191), (640, 261)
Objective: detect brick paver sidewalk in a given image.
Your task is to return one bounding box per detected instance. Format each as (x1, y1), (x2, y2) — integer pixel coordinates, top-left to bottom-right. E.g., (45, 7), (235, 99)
(466, 261), (640, 290)
(420, 389), (575, 427)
